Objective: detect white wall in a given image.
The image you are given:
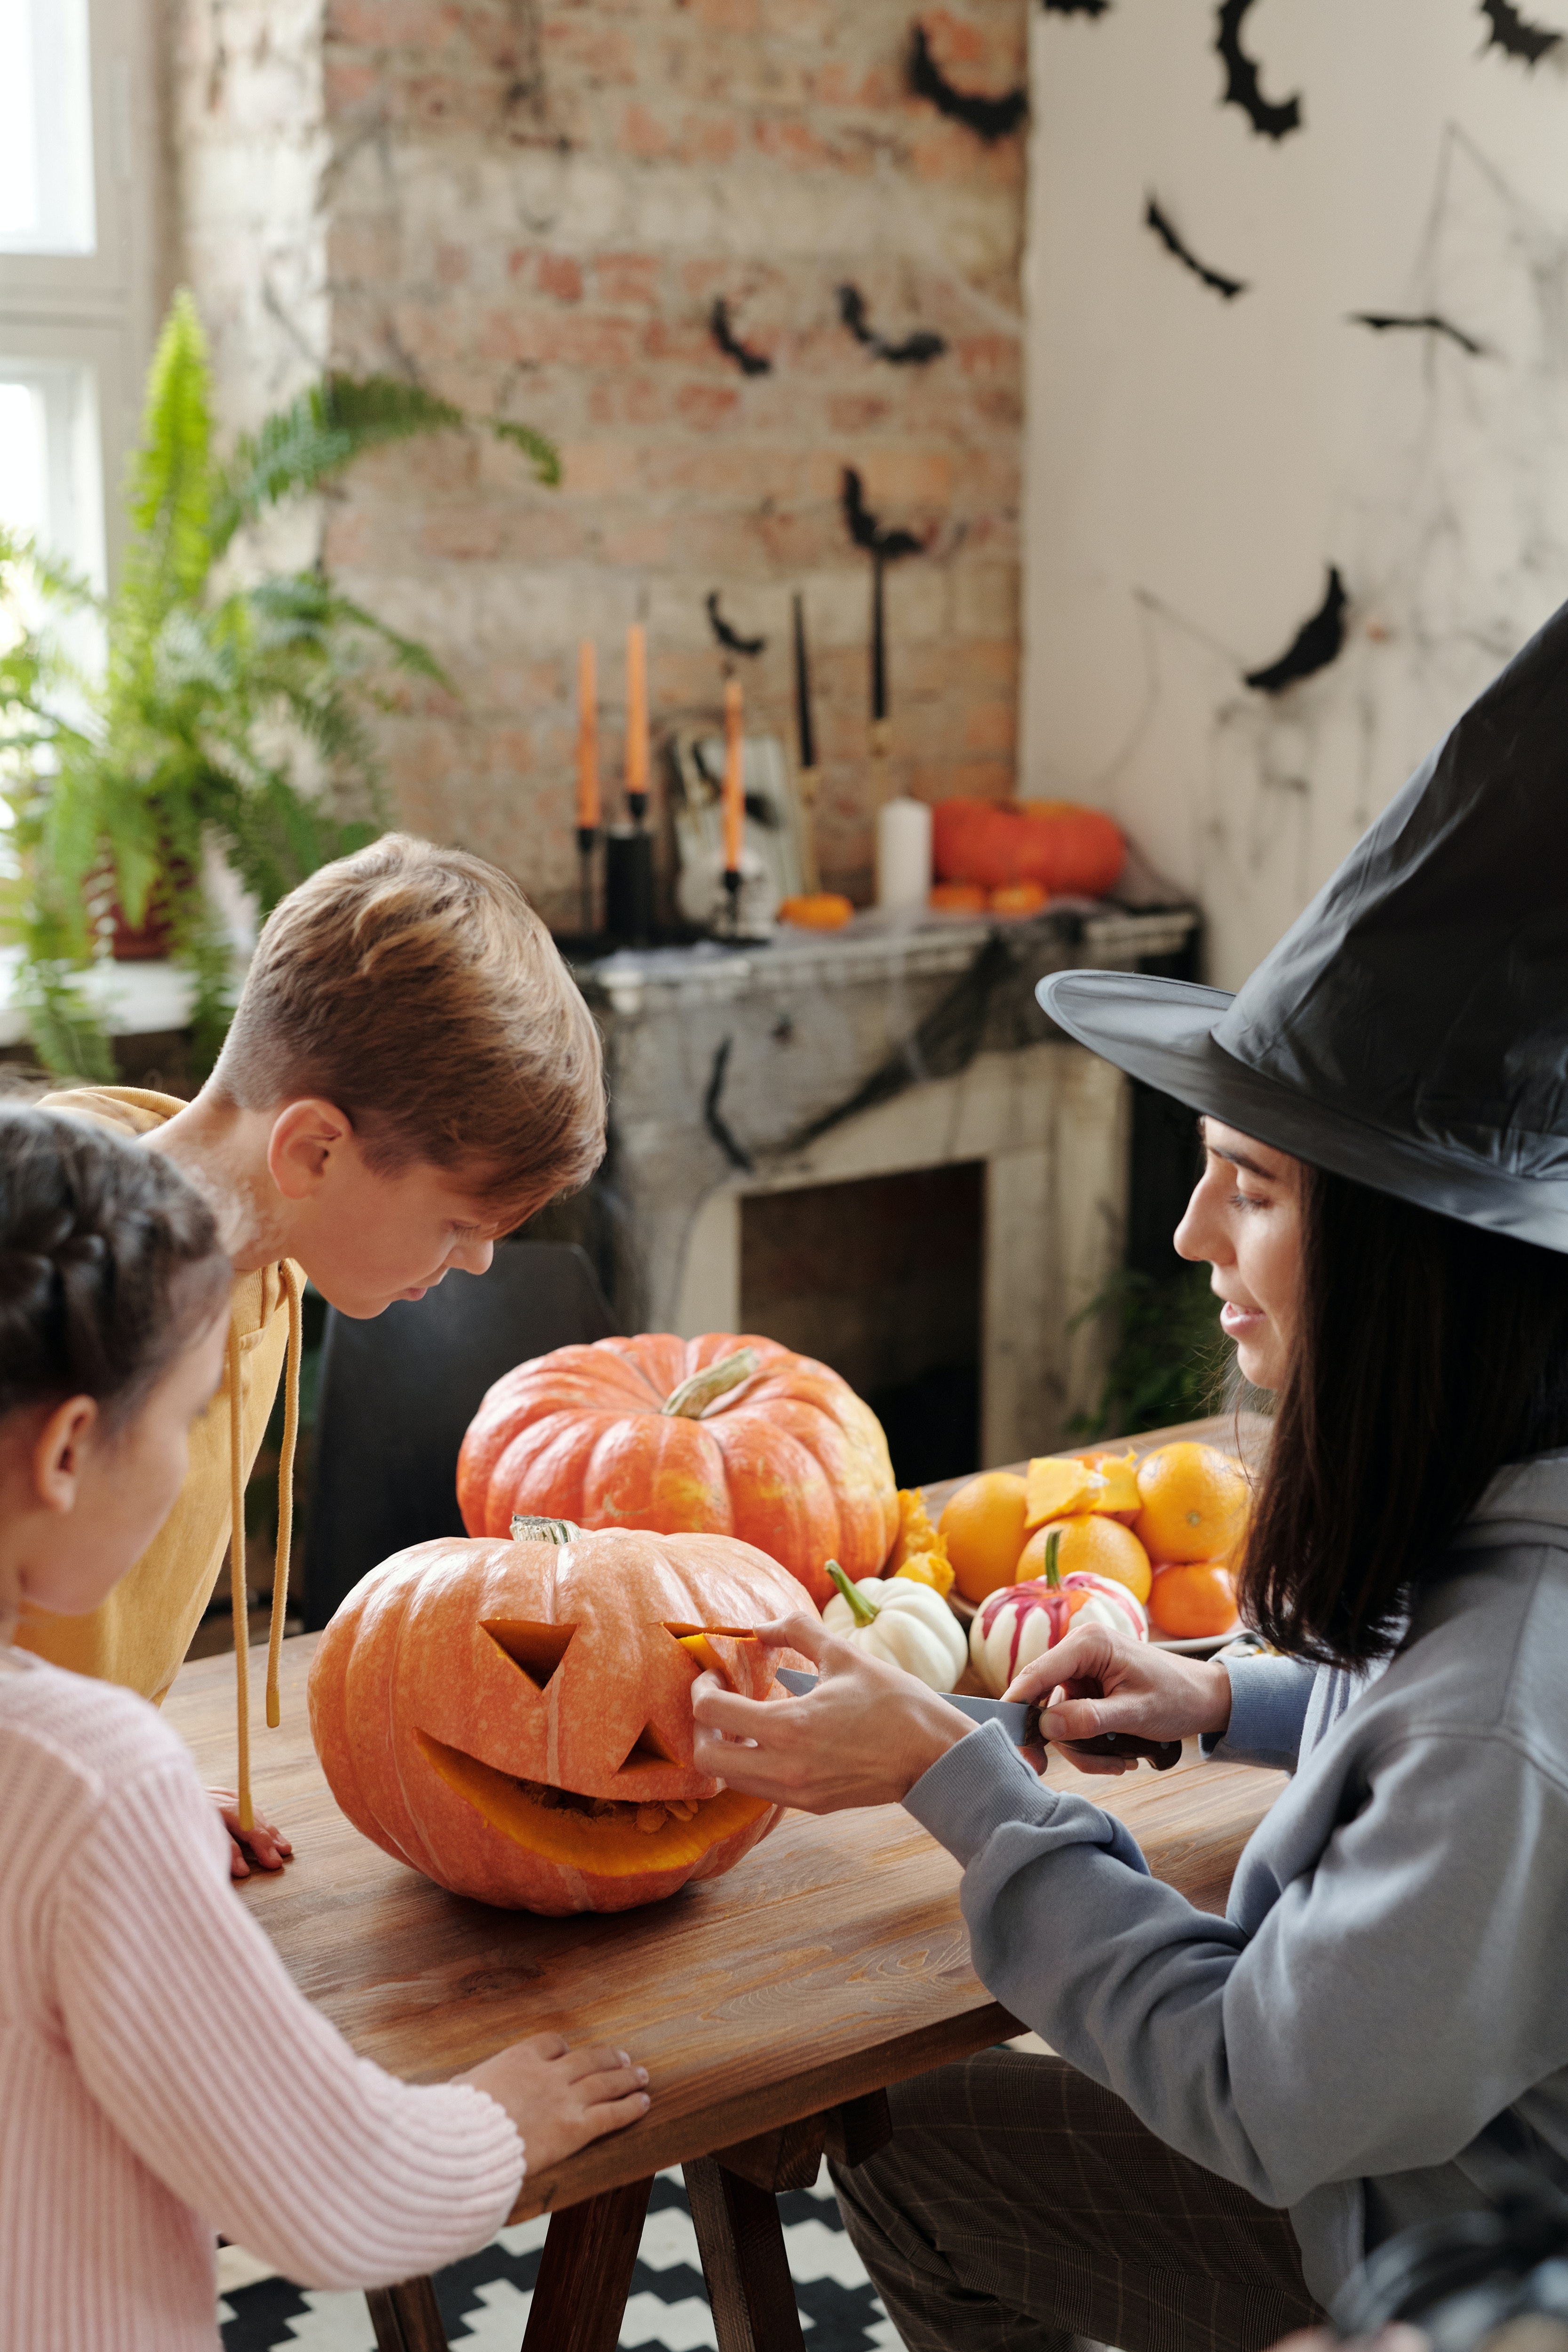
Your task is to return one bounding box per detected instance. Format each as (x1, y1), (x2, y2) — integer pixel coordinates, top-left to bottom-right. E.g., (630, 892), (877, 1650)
(1022, 0), (1568, 987)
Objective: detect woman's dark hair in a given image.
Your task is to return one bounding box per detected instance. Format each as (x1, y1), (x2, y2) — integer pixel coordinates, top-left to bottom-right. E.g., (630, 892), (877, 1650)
(0, 1106), (231, 1430)
(1239, 1162), (1568, 1666)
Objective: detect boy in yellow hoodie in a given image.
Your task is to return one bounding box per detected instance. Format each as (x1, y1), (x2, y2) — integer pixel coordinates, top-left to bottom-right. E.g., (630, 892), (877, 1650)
(20, 833), (605, 1872)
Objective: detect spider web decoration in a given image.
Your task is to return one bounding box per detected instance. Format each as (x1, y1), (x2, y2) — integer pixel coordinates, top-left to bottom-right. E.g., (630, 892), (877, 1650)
(1214, 0), (1304, 139)
(1057, 128), (1568, 993)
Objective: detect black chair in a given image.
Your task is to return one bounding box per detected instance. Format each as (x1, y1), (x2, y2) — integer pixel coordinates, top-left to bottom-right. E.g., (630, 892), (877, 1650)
(302, 1240), (617, 1628)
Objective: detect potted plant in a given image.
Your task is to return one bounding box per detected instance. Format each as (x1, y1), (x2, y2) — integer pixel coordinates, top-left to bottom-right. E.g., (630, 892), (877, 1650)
(0, 289), (559, 1077)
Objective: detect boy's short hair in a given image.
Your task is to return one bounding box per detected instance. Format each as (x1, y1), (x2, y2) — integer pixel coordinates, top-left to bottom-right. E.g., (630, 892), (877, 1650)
(214, 835), (605, 1216)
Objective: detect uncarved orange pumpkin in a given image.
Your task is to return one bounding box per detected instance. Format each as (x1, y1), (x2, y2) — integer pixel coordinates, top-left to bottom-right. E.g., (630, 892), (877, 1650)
(307, 1525), (810, 1914)
(457, 1334), (899, 1610)
(932, 799), (1125, 898)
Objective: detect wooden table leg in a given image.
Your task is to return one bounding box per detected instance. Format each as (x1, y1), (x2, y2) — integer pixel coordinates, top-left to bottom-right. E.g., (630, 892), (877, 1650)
(520, 2174), (655, 2352)
(685, 2156), (807, 2352)
(366, 2274), (448, 2351)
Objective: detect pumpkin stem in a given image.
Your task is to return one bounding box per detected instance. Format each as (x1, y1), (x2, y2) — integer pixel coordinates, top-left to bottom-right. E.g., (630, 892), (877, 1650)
(1041, 1528), (1062, 1591)
(662, 1346), (761, 1420)
(828, 1559), (879, 1625)
(509, 1515), (584, 1544)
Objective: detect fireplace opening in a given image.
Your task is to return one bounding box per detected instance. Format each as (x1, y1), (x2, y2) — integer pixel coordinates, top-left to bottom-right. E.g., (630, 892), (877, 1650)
(739, 1163), (984, 1489)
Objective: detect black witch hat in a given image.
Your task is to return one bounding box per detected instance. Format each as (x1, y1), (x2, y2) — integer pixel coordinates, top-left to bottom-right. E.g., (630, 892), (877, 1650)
(1039, 597), (1568, 1252)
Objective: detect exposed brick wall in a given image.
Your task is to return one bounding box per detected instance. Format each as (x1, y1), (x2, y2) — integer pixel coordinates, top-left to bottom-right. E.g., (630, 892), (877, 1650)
(177, 0), (1025, 922)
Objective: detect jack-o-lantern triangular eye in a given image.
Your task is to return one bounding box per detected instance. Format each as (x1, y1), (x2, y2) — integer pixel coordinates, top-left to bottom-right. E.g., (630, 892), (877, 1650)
(482, 1620), (576, 1692)
(620, 1721), (682, 1768)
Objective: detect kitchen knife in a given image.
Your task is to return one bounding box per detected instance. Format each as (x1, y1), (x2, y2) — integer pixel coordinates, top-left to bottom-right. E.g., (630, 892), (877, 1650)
(771, 1665), (1181, 1770)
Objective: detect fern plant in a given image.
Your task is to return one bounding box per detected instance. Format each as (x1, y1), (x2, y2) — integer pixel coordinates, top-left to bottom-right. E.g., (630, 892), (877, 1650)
(0, 289), (559, 1076)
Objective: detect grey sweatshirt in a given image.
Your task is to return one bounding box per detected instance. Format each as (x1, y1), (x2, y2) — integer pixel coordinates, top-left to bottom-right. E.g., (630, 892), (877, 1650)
(904, 1452), (1568, 2307)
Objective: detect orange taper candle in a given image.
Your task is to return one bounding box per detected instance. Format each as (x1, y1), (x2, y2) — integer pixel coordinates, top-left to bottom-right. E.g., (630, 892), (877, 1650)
(576, 640), (600, 830)
(722, 676), (744, 874)
(626, 623), (648, 805)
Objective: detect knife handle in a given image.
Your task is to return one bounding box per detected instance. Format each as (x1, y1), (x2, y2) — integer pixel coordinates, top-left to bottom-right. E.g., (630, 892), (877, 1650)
(1063, 1731), (1182, 1771)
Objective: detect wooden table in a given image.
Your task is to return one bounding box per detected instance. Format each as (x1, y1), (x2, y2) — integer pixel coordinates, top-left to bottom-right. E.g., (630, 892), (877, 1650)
(167, 1411), (1280, 2352)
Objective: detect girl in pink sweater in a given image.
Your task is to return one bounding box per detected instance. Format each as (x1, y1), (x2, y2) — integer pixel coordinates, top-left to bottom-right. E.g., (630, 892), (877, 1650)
(0, 1106), (651, 2352)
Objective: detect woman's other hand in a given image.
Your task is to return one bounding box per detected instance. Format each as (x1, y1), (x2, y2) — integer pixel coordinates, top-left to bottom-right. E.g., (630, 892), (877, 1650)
(458, 2034), (650, 2171)
(691, 1610), (971, 1812)
(1005, 1624), (1233, 1776)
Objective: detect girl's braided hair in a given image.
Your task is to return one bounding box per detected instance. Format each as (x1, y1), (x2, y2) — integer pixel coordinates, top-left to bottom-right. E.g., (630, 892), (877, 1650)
(0, 1107), (231, 1428)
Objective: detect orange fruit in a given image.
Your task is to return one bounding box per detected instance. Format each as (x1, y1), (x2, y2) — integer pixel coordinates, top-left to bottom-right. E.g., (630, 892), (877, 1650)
(1017, 1514), (1153, 1605)
(989, 881), (1048, 916)
(1132, 1442), (1249, 1565)
(939, 1471), (1030, 1602)
(1148, 1561), (1239, 1640)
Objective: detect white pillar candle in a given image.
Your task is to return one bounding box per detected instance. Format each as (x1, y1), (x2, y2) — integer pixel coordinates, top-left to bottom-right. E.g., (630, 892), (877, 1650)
(876, 795), (932, 912)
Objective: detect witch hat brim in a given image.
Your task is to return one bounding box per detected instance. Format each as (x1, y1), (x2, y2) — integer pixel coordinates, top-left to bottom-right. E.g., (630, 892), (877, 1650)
(1037, 970), (1568, 1248)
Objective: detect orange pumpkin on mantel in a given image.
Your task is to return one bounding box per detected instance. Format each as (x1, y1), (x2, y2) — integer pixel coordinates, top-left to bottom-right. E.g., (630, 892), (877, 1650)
(457, 1334), (898, 1609)
(308, 1523), (811, 1914)
(932, 799), (1126, 898)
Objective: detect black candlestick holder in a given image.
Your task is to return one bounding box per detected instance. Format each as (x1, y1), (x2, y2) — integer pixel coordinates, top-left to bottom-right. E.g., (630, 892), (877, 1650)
(628, 789), (648, 831)
(723, 866), (743, 938)
(606, 826), (655, 945)
(576, 825), (600, 935)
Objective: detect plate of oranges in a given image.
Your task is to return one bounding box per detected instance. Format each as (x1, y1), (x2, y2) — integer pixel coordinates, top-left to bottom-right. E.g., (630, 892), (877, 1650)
(930, 1441), (1251, 1650)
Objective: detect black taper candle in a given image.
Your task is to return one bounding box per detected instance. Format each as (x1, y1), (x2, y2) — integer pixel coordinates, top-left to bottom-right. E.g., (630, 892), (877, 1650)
(871, 553), (888, 723)
(792, 589), (816, 771)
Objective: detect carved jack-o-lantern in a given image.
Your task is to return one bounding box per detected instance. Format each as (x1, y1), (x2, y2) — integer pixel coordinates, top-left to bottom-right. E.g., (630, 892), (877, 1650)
(307, 1524), (810, 1915)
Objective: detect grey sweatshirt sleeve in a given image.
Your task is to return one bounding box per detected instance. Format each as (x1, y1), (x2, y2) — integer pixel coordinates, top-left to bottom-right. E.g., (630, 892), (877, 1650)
(1201, 1653), (1317, 1770)
(904, 1717), (1568, 2216)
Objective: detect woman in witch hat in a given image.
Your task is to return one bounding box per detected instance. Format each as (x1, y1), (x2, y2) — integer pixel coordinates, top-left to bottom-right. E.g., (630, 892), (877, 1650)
(691, 603), (1568, 2352)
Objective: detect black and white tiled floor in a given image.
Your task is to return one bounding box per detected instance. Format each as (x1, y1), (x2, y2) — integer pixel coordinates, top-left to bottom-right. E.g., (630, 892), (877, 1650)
(218, 2163), (895, 2352)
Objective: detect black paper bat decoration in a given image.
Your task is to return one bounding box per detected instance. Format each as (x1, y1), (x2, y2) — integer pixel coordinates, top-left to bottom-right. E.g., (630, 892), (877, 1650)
(908, 22), (1029, 143)
(1479, 0), (1563, 64)
(1244, 568), (1348, 694)
(1145, 197), (1248, 301)
(836, 284), (947, 367)
(1041, 0), (1110, 13)
(1349, 310), (1487, 358)
(1215, 0), (1303, 139)
(706, 591), (766, 658)
(709, 298), (772, 377)
(841, 468), (925, 561)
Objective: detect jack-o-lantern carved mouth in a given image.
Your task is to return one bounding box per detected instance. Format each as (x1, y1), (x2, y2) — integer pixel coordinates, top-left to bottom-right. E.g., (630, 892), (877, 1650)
(411, 1615), (774, 1876)
(414, 1732), (770, 1875)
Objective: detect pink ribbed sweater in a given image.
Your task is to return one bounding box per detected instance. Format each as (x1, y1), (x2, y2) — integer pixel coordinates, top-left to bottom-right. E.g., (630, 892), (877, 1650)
(0, 1648), (525, 2352)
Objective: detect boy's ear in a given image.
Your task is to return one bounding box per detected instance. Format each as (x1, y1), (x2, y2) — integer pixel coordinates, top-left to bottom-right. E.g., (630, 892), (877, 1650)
(265, 1099), (356, 1201)
(33, 1395), (100, 1515)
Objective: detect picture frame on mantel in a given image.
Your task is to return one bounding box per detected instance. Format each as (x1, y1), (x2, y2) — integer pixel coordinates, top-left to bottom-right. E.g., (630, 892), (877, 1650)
(671, 730), (812, 936)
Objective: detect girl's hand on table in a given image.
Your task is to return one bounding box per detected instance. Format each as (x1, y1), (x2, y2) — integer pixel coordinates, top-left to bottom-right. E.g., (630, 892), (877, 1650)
(208, 1788), (293, 1878)
(691, 1609), (971, 1812)
(458, 2033), (650, 2169)
(1003, 1624), (1232, 1777)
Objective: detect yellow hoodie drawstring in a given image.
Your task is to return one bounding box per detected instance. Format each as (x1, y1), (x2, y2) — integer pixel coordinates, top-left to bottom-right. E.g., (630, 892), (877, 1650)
(227, 1323), (252, 1833)
(267, 1263), (303, 1732)
(229, 1263), (304, 1837)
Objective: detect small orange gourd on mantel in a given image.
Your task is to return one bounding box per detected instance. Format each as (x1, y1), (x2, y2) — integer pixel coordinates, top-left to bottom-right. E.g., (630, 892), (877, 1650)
(457, 1334), (899, 1610)
(307, 1523), (811, 1915)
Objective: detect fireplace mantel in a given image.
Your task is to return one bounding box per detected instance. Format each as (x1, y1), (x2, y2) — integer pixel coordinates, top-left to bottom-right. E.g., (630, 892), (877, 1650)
(572, 901), (1199, 1469)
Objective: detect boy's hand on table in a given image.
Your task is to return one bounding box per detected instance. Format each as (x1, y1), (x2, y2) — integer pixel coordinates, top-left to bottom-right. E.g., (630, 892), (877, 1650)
(208, 1788), (294, 1878)
(691, 1609), (971, 1812)
(459, 2033), (651, 2169)
(1003, 1624), (1232, 1777)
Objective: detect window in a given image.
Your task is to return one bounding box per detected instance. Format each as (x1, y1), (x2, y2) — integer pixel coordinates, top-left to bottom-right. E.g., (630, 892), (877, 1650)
(0, 0), (96, 258)
(0, 0), (158, 588)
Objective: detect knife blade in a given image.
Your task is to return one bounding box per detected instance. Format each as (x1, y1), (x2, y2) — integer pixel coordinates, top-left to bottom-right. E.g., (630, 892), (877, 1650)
(771, 1665), (1182, 1770)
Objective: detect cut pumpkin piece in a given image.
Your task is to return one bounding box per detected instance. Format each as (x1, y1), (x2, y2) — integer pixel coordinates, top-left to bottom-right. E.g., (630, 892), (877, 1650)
(1078, 1449), (1141, 1520)
(1024, 1457), (1093, 1533)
